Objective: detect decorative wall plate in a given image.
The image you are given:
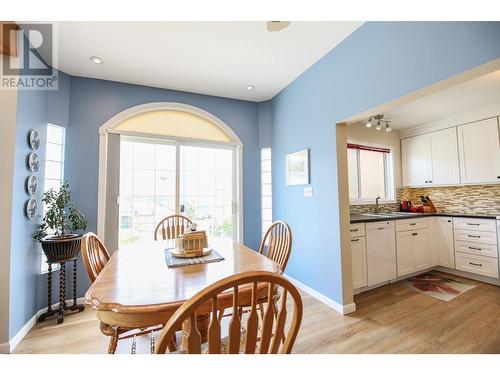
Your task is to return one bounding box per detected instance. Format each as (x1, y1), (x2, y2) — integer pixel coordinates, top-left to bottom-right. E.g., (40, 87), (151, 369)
(29, 129), (40, 150)
(28, 152), (40, 173)
(26, 198), (38, 220)
(27, 174), (38, 196)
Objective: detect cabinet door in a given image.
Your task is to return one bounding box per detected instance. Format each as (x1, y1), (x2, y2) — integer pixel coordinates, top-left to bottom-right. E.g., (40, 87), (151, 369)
(351, 237), (367, 289)
(458, 117), (500, 184)
(412, 228), (431, 271)
(396, 231), (414, 276)
(436, 217), (455, 268)
(428, 128), (460, 185)
(402, 134), (430, 187)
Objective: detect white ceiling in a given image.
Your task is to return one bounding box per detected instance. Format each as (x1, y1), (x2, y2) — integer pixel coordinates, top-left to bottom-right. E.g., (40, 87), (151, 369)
(44, 22), (362, 102)
(383, 69), (500, 130)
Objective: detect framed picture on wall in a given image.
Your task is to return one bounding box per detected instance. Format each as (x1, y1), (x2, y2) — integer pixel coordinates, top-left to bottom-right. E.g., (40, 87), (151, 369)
(286, 148), (309, 185)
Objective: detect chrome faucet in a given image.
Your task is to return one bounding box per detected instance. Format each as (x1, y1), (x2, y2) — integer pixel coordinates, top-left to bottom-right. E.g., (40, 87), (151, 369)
(375, 196), (381, 214)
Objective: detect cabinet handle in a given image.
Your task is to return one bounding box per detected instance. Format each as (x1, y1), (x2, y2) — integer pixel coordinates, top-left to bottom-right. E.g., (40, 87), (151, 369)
(412, 233), (418, 236)
(467, 223), (480, 226)
(350, 228), (358, 232)
(468, 246), (482, 251)
(425, 180), (429, 183)
(497, 176), (500, 179)
(429, 180), (432, 183)
(351, 238), (360, 242)
(468, 235), (481, 238)
(469, 262), (482, 267)
(409, 223), (416, 226)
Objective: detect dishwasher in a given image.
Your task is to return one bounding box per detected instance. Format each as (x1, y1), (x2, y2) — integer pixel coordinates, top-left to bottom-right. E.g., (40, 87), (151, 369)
(366, 221), (397, 287)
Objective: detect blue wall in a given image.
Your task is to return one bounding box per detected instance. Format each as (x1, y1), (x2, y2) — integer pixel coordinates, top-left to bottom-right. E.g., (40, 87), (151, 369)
(271, 22), (500, 305)
(65, 77), (262, 298)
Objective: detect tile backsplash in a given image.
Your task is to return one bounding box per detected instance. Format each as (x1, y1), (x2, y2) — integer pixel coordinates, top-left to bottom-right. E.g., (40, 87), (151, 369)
(350, 184), (500, 214)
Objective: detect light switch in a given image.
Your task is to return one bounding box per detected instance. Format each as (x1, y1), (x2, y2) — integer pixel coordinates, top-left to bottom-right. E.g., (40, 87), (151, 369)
(303, 186), (313, 197)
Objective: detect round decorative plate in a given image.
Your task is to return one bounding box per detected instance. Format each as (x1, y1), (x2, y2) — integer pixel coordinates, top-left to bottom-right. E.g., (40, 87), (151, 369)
(26, 175), (38, 196)
(26, 198), (37, 220)
(29, 129), (40, 150)
(28, 152), (40, 173)
(170, 248), (213, 258)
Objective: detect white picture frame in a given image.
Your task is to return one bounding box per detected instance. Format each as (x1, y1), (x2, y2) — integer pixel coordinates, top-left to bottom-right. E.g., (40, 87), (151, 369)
(286, 148), (310, 186)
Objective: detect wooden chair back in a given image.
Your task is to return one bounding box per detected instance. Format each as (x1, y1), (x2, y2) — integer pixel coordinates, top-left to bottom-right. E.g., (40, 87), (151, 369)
(81, 232), (111, 283)
(259, 221), (292, 272)
(154, 215), (192, 241)
(155, 271), (303, 354)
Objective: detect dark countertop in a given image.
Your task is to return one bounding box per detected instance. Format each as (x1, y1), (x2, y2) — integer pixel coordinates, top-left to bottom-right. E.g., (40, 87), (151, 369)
(350, 211), (500, 224)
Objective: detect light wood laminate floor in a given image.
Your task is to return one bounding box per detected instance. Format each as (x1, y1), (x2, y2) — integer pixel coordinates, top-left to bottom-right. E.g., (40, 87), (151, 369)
(13, 272), (500, 354)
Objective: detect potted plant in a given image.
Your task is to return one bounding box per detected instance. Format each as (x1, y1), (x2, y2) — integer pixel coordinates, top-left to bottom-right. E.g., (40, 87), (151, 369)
(34, 182), (88, 263)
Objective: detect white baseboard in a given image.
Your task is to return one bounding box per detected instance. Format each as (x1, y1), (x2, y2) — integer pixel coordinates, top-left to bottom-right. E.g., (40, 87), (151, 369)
(285, 274), (356, 315)
(1, 297), (86, 354)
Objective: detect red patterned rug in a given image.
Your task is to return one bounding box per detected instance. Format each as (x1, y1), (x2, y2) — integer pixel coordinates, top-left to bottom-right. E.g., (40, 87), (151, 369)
(403, 273), (477, 301)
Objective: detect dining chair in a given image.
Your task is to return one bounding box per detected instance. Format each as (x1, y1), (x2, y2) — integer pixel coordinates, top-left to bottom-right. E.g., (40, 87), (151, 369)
(154, 214), (192, 240)
(259, 221), (293, 272)
(81, 232), (168, 354)
(155, 271), (303, 354)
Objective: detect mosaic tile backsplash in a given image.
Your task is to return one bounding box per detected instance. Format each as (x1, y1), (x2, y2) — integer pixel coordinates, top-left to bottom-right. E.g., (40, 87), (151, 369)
(350, 184), (500, 215)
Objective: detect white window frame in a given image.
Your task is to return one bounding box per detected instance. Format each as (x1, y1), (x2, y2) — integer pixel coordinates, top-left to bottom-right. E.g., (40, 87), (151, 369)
(348, 140), (396, 205)
(41, 124), (66, 274)
(260, 148), (272, 239)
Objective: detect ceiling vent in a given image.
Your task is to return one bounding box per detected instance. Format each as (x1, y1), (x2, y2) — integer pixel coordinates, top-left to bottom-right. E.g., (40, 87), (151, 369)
(267, 21), (291, 32)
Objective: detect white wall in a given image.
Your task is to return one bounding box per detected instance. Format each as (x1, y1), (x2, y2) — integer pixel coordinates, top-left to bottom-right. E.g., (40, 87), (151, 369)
(347, 121), (402, 188)
(0, 80), (18, 352)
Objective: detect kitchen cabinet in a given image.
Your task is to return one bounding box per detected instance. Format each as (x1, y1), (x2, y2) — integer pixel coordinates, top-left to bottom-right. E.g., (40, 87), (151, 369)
(401, 128), (460, 187)
(402, 134), (430, 186)
(366, 221), (396, 286)
(351, 236), (367, 289)
(436, 217), (454, 268)
(458, 117), (500, 184)
(396, 229), (431, 276)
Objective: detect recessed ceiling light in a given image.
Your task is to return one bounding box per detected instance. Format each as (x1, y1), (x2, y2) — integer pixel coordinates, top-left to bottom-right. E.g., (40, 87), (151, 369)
(247, 85), (254, 91)
(90, 56), (103, 64)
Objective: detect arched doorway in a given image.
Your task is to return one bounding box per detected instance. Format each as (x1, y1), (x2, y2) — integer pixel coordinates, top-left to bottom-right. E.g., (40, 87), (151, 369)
(97, 102), (243, 250)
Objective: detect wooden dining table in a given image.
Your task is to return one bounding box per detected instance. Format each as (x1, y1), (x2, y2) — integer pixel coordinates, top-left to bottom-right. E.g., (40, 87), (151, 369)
(85, 237), (281, 346)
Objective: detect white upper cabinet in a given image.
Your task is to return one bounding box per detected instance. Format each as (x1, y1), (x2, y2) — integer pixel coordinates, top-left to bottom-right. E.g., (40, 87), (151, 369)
(458, 117), (500, 184)
(428, 128), (461, 185)
(402, 128), (460, 187)
(402, 134), (430, 187)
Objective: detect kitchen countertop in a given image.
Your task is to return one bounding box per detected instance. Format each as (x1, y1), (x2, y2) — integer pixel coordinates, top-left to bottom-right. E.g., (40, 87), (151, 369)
(350, 211), (500, 224)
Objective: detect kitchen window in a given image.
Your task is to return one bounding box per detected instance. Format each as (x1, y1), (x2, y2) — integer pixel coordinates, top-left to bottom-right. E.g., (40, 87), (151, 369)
(348, 142), (395, 204)
(261, 148), (272, 238)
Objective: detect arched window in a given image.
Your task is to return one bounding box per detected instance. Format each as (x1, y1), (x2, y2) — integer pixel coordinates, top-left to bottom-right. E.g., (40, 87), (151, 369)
(97, 103), (243, 250)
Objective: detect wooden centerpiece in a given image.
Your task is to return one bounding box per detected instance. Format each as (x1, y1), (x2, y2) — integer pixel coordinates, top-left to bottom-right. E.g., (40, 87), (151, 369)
(171, 229), (211, 258)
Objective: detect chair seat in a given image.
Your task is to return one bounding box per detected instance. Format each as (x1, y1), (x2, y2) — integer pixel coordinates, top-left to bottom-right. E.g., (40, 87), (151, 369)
(172, 331), (247, 354)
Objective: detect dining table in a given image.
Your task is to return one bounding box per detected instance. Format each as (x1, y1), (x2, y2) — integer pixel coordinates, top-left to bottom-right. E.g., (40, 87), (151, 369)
(85, 237), (281, 349)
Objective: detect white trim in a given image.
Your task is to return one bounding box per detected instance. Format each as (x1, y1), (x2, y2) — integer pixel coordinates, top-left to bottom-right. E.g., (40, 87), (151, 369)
(97, 102), (244, 244)
(1, 297), (86, 354)
(285, 274), (356, 315)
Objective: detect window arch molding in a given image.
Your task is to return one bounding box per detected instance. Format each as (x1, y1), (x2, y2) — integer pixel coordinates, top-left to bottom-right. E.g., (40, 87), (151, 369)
(97, 102), (244, 245)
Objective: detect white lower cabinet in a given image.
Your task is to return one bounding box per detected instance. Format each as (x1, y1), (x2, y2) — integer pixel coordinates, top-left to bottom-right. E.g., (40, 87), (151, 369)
(351, 236), (367, 289)
(396, 228), (431, 277)
(436, 217), (455, 268)
(366, 221), (396, 287)
(455, 252), (499, 278)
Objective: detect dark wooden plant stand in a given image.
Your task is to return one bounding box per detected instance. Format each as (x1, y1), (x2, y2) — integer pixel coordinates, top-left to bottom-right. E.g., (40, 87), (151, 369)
(38, 257), (85, 324)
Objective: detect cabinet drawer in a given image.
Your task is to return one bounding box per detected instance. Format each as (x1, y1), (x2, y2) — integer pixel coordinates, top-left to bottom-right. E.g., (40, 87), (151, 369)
(395, 218), (429, 232)
(350, 223), (365, 238)
(454, 229), (497, 245)
(453, 218), (496, 233)
(366, 220), (394, 231)
(455, 252), (499, 278)
(454, 241), (498, 258)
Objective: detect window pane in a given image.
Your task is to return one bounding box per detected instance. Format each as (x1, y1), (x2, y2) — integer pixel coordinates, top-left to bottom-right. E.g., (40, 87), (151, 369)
(261, 159), (271, 171)
(45, 161), (62, 180)
(261, 148), (271, 160)
(261, 172), (272, 184)
(155, 144), (176, 171)
(133, 169), (155, 196)
(261, 184), (272, 196)
(47, 125), (64, 144)
(133, 142), (155, 170)
(359, 150), (386, 199)
(347, 149), (359, 200)
(46, 143), (62, 161)
(44, 178), (61, 191)
(262, 196), (272, 209)
(155, 170), (175, 196)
